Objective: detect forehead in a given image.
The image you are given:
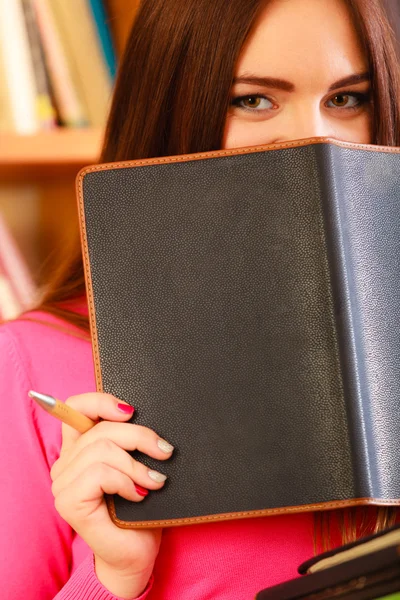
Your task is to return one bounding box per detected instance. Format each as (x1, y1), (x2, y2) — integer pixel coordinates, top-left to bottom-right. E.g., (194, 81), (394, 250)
(236, 0), (368, 86)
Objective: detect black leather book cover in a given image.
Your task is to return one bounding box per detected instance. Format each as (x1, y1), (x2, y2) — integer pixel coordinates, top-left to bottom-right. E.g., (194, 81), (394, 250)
(77, 137), (400, 528)
(256, 542), (400, 599)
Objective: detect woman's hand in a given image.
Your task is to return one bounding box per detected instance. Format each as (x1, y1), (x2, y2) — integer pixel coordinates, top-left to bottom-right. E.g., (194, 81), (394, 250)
(50, 392), (174, 599)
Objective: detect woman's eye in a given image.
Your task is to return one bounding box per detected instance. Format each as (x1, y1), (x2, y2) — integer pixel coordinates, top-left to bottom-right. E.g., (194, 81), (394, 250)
(326, 92), (369, 110)
(231, 95), (275, 111)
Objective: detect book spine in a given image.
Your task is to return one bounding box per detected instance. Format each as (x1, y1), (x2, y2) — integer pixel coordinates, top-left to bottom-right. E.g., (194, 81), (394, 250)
(315, 144), (374, 499)
(0, 39), (13, 131)
(0, 0), (39, 134)
(88, 0), (117, 79)
(50, 0), (112, 127)
(20, 0), (57, 130)
(32, 0), (89, 127)
(328, 146), (400, 501)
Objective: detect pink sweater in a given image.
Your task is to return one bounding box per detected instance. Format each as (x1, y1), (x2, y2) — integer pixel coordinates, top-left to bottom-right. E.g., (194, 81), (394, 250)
(1, 310), (319, 599)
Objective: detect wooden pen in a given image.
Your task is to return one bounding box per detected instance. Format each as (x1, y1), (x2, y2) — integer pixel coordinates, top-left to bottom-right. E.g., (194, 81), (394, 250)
(28, 390), (96, 433)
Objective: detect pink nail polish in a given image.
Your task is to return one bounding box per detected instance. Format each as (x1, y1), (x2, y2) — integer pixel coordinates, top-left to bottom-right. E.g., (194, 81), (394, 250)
(134, 484), (149, 497)
(117, 403), (135, 414)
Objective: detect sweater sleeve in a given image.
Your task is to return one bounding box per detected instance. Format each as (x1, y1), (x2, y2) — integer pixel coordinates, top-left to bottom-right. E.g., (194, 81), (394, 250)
(54, 554), (154, 599)
(0, 327), (153, 600)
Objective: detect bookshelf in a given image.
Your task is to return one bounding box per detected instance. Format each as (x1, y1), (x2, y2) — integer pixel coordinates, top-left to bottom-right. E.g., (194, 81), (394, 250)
(0, 0), (139, 286)
(0, 129), (104, 179)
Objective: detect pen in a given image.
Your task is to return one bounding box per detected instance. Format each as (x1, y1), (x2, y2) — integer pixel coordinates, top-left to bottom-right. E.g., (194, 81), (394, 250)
(28, 390), (96, 433)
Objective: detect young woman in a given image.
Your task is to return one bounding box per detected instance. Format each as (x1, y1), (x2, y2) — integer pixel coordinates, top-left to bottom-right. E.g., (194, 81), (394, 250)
(1, 0), (399, 598)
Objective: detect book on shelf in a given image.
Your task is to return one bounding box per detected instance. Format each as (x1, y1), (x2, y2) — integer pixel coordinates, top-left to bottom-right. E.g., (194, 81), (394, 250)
(0, 38), (13, 133)
(20, 0), (57, 130)
(49, 0), (114, 127)
(88, 0), (117, 79)
(0, 0), (39, 134)
(0, 0), (117, 134)
(32, 0), (90, 128)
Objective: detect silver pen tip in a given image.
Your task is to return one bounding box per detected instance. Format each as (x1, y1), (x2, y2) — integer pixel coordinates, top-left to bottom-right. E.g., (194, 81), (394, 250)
(28, 391), (57, 411)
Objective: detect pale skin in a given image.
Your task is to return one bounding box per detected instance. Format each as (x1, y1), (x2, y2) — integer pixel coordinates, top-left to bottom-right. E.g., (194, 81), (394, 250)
(50, 0), (374, 598)
(223, 0), (372, 147)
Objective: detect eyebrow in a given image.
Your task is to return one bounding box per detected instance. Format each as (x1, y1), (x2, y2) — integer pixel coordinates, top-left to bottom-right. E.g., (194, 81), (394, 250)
(233, 71), (370, 93)
(327, 72), (370, 91)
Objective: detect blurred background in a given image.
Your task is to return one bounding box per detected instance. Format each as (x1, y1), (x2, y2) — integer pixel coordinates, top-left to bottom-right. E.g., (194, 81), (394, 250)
(0, 0), (399, 321)
(0, 0), (139, 319)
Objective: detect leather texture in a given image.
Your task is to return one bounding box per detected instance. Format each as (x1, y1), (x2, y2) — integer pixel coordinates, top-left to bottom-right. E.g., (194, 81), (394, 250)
(77, 138), (400, 528)
(256, 541), (400, 599)
(298, 523), (400, 575)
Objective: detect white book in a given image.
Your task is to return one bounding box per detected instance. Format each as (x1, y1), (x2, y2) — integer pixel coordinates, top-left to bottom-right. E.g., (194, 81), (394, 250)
(0, 0), (39, 134)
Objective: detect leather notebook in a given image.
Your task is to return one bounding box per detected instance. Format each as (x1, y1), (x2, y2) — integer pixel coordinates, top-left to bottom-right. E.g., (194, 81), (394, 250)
(256, 540), (400, 599)
(76, 137), (400, 529)
(298, 524), (400, 575)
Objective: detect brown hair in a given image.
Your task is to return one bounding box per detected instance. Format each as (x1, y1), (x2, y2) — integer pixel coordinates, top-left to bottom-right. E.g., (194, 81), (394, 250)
(36, 0), (400, 548)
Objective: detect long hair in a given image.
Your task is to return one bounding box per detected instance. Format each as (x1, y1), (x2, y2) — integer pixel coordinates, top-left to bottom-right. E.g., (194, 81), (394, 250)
(36, 0), (400, 548)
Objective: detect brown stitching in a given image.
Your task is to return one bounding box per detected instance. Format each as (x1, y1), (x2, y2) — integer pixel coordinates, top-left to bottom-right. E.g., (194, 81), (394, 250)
(76, 136), (400, 387)
(77, 135), (400, 385)
(107, 497), (400, 528)
(75, 177), (104, 393)
(83, 138), (400, 527)
(77, 137), (400, 181)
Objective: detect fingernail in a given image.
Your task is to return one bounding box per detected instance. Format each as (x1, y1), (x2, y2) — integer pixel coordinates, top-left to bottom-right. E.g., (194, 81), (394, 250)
(157, 439), (174, 453)
(148, 470), (167, 483)
(134, 484), (149, 497)
(117, 403), (135, 414)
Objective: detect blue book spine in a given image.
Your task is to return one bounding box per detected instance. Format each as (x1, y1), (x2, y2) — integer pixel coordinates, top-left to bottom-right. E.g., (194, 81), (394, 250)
(87, 0), (117, 79)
